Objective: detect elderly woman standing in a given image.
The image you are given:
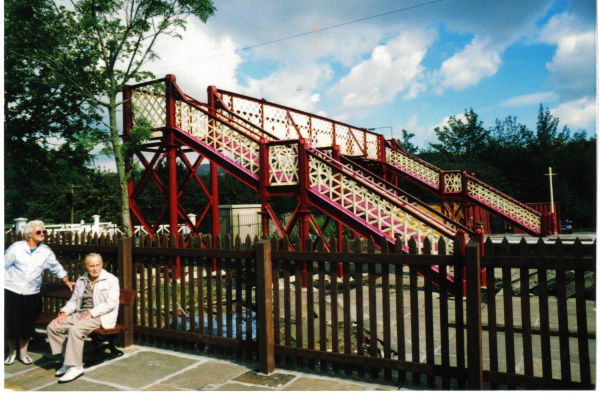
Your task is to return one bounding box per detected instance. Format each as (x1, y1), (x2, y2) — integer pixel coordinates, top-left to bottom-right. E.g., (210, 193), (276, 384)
(4, 220), (75, 365)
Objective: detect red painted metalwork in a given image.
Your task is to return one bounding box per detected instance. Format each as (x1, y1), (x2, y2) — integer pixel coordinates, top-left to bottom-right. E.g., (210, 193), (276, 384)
(124, 75), (516, 294)
(215, 87), (549, 236)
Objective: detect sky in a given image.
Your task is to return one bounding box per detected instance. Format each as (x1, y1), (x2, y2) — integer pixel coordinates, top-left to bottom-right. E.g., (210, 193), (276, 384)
(96, 0), (597, 169)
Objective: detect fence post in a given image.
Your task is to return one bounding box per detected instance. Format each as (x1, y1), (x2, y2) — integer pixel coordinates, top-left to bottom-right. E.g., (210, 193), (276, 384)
(118, 237), (134, 348)
(466, 242), (483, 390)
(255, 240), (275, 374)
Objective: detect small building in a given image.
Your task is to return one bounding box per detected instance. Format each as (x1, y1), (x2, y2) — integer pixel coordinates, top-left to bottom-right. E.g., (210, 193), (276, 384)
(218, 204), (262, 241)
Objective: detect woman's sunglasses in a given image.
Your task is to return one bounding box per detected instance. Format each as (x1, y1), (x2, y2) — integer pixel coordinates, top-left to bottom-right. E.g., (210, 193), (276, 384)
(35, 230), (46, 235)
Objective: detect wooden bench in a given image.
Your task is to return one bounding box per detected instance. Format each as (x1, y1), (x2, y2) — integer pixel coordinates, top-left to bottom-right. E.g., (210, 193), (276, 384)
(36, 282), (136, 367)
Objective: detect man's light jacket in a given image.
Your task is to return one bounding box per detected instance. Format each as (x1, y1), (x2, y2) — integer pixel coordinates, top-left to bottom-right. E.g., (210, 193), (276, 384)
(61, 269), (120, 329)
(4, 241), (67, 295)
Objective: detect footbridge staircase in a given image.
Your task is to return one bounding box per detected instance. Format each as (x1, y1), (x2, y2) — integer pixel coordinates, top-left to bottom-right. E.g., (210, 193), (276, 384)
(123, 75), (536, 289)
(210, 87), (546, 238)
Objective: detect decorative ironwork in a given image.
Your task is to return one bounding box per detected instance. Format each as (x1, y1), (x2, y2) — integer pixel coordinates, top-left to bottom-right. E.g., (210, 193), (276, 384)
(365, 133), (379, 160)
(131, 85), (166, 135)
(386, 148), (440, 189)
(444, 172), (463, 193)
(216, 89), (379, 159)
(345, 161), (451, 226)
(467, 179), (542, 233)
(269, 144), (299, 186)
(174, 101), (260, 174)
(308, 152), (453, 253)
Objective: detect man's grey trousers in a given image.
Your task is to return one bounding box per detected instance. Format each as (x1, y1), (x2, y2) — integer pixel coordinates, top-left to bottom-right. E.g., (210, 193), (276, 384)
(47, 312), (102, 366)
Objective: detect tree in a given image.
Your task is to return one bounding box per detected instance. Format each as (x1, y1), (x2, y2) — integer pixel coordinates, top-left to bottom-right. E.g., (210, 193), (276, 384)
(5, 0), (104, 223)
(429, 108), (489, 167)
(7, 0), (216, 235)
(488, 115), (532, 150)
(533, 104), (570, 148)
(399, 129), (418, 154)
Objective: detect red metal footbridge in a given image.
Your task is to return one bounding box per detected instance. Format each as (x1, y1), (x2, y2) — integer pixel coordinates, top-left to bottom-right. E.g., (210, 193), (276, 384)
(124, 75), (547, 287)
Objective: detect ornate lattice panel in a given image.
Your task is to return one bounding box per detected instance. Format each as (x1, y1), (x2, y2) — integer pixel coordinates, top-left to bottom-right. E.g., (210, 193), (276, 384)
(311, 118), (334, 148)
(131, 85), (166, 135)
(175, 101), (260, 174)
(261, 104), (291, 140)
(215, 109), (267, 141)
(289, 112), (310, 140)
(308, 153), (453, 253)
(345, 162), (451, 226)
(365, 133), (379, 160)
(444, 172), (463, 193)
(226, 94), (263, 129)
(216, 89), (381, 158)
(268, 144), (299, 186)
(351, 127), (367, 156)
(386, 148), (440, 189)
(467, 180), (541, 233)
(335, 125), (355, 156)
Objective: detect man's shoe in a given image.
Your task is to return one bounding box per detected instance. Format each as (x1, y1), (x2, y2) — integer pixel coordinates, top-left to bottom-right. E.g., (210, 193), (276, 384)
(55, 364), (71, 377)
(58, 366), (84, 383)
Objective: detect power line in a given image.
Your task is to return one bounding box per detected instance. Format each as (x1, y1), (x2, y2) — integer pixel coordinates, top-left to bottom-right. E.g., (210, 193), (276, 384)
(155, 0), (443, 71)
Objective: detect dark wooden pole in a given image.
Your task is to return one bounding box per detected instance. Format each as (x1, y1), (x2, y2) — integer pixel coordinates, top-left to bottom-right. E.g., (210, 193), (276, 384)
(256, 240), (275, 374)
(118, 237), (134, 348)
(466, 242), (483, 390)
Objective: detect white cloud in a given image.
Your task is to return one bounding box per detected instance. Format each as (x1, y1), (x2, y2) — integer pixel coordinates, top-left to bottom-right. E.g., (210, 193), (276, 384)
(545, 31), (596, 101)
(425, 113), (468, 145)
(500, 91), (558, 107)
(145, 21), (244, 101)
(550, 97), (596, 129)
(241, 64), (333, 113)
(434, 37), (502, 93)
(536, 12), (590, 45)
(398, 114), (428, 143)
(330, 29), (436, 111)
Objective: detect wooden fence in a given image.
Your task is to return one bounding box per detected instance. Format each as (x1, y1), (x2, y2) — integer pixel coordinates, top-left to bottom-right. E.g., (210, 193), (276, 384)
(5, 230), (595, 390)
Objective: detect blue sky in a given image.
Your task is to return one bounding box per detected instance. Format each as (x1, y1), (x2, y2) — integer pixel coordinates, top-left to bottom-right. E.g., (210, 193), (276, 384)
(95, 0), (597, 168)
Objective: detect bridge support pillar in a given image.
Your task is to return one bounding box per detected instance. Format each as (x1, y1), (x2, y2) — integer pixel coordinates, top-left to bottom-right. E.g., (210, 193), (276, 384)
(211, 162), (219, 271)
(166, 75), (181, 278)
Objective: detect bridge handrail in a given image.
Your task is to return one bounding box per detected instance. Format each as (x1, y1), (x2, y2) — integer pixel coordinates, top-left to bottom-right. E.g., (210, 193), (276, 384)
(307, 147), (457, 238)
(215, 88), (382, 160)
(341, 156), (473, 235)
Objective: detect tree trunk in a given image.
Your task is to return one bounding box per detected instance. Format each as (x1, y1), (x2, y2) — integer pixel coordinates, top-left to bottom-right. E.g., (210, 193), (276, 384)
(108, 94), (133, 237)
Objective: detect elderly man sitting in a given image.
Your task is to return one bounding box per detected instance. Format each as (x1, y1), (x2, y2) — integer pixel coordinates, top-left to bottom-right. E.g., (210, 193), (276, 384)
(47, 253), (119, 383)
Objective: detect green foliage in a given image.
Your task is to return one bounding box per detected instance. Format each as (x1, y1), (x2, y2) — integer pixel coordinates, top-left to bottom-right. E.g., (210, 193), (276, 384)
(6, 0), (216, 235)
(399, 129), (418, 154)
(419, 105), (597, 229)
(132, 161), (260, 226)
(4, 141), (121, 225)
(429, 108), (489, 167)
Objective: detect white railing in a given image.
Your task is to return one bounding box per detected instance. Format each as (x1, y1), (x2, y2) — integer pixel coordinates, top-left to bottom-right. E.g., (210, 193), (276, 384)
(218, 91), (380, 160)
(385, 147), (440, 189)
(307, 151), (454, 253)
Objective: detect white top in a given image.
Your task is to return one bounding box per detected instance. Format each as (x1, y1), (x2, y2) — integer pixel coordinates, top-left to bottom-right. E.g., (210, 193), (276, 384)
(4, 241), (68, 295)
(61, 269), (120, 329)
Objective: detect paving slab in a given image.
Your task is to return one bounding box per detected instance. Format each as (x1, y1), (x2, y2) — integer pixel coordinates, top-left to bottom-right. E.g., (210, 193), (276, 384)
(4, 382), (24, 391)
(283, 376), (367, 391)
(5, 364), (59, 390)
(85, 351), (197, 389)
(216, 382), (275, 390)
(160, 360), (248, 390)
(233, 369), (296, 388)
(3, 352), (53, 375)
(143, 383), (187, 391)
(39, 377), (123, 391)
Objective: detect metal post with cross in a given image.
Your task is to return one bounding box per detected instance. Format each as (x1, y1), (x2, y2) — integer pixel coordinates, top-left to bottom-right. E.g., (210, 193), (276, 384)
(545, 167), (557, 234)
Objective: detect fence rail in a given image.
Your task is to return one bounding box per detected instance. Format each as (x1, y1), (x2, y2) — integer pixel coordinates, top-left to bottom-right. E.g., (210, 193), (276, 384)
(5, 230), (595, 390)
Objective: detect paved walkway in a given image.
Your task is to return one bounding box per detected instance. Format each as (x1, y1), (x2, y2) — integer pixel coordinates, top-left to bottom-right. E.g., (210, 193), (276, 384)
(4, 337), (408, 391)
